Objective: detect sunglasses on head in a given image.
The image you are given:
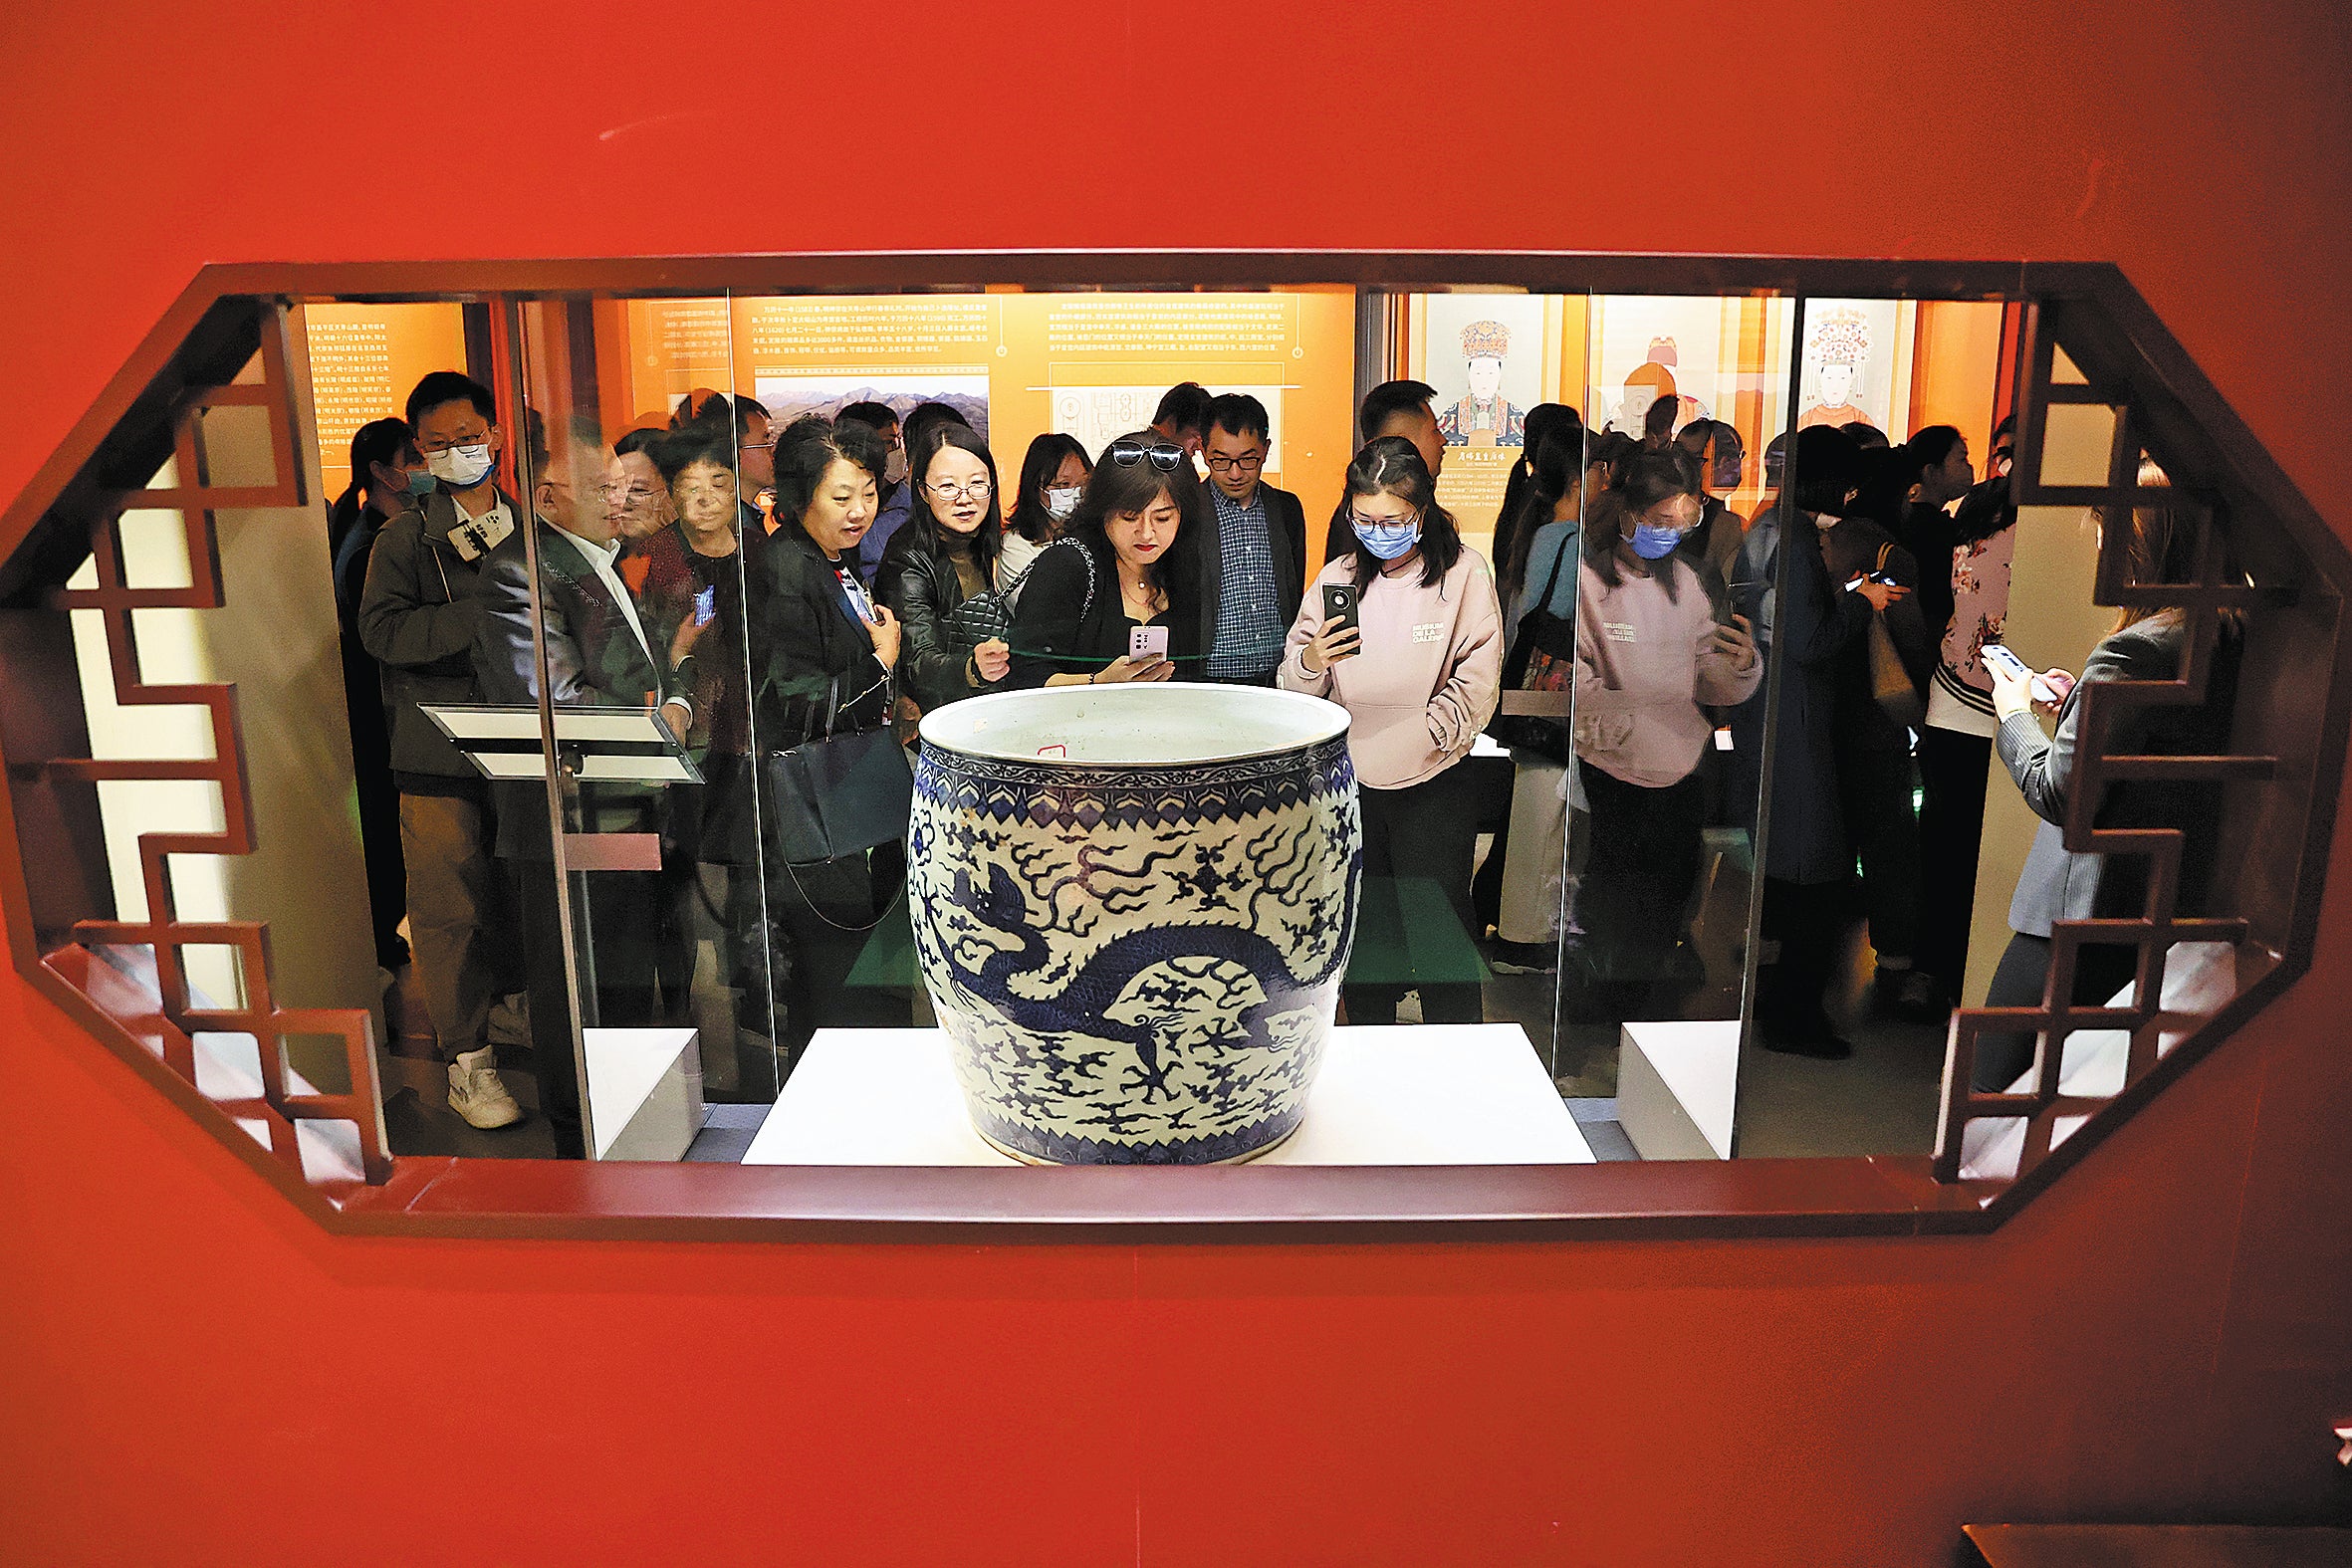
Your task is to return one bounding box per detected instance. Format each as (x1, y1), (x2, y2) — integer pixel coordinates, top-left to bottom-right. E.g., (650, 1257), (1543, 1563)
(1105, 439), (1186, 473)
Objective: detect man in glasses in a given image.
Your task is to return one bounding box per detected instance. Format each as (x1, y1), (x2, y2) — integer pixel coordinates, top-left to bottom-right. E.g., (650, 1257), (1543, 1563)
(1323, 379), (1446, 562)
(474, 419), (697, 1158)
(1198, 393), (1305, 686)
(357, 370), (531, 1133)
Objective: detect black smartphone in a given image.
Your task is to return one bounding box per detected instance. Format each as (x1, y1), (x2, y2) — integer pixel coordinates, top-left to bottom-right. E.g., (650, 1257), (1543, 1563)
(1320, 582), (1360, 650)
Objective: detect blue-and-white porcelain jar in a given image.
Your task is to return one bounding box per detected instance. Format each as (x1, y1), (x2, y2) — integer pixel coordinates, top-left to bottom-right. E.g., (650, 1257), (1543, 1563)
(910, 684), (1360, 1164)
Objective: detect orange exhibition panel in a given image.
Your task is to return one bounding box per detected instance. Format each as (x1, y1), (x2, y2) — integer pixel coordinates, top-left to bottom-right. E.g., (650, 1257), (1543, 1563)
(1, 4), (2350, 1568)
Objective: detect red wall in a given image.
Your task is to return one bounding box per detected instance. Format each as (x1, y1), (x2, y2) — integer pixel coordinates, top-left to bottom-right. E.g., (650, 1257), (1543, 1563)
(3, 3), (2350, 1562)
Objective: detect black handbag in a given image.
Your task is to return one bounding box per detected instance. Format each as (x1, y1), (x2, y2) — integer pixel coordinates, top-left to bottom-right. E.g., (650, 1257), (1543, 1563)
(760, 682), (913, 865)
(1486, 531), (1579, 766)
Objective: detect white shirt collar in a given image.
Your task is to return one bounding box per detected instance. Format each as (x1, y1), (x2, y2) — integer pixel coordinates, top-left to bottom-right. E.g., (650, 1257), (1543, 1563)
(546, 521), (653, 668)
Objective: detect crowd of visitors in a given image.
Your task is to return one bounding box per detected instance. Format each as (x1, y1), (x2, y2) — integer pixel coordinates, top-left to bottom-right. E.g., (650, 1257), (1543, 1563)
(335, 372), (1508, 1151)
(328, 352), (2232, 1147)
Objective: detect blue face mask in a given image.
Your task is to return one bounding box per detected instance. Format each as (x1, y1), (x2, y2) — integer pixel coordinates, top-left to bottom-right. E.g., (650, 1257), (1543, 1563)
(404, 469), (438, 498)
(1629, 521), (1685, 560)
(1351, 517), (1421, 561)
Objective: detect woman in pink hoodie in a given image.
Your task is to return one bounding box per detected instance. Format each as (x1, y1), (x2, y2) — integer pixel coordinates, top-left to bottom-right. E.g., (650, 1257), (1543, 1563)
(1568, 447), (1762, 1022)
(1281, 438), (1503, 1024)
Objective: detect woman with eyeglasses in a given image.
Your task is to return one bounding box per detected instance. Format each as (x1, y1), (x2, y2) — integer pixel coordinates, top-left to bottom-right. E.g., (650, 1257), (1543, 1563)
(1005, 433), (1206, 688)
(1564, 447), (1763, 1033)
(1280, 437), (1504, 1025)
(999, 432), (1091, 604)
(875, 423), (1013, 715)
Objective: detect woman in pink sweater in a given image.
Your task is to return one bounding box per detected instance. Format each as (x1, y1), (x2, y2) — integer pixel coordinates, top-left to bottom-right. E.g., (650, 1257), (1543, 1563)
(1281, 438), (1503, 1024)
(1568, 447), (1762, 1021)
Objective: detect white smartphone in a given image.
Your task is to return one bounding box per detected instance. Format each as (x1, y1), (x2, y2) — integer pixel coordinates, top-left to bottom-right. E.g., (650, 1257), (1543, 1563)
(1128, 624), (1170, 663)
(1983, 642), (2062, 704)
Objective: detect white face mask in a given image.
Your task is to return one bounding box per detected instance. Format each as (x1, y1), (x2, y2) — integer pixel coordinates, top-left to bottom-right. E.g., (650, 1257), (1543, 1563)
(1044, 485), (1081, 521)
(883, 449), (909, 487)
(427, 442), (495, 489)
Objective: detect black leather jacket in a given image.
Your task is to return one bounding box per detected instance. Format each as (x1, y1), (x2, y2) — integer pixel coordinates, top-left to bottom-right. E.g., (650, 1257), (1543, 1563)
(754, 525), (895, 749)
(875, 526), (993, 714)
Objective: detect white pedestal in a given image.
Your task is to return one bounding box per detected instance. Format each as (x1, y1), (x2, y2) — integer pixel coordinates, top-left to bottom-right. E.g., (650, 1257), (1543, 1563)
(1616, 1018), (1740, 1161)
(585, 1026), (705, 1162)
(743, 1023), (1593, 1166)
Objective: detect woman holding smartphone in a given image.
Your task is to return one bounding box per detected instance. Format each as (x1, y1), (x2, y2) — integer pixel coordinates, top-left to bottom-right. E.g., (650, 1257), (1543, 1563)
(1566, 446), (1763, 1025)
(1971, 468), (2243, 1091)
(1281, 437), (1504, 1024)
(1005, 433), (1206, 687)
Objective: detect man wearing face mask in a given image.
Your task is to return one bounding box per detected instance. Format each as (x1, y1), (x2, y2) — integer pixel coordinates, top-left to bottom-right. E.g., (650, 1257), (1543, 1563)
(357, 371), (529, 1131)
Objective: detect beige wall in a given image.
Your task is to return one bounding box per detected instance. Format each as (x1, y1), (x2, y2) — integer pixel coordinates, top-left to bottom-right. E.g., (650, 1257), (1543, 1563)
(1959, 413), (2122, 1004)
(68, 375), (379, 1037)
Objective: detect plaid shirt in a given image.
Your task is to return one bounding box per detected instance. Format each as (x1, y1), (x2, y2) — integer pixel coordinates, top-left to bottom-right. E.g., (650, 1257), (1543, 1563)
(1206, 484), (1286, 678)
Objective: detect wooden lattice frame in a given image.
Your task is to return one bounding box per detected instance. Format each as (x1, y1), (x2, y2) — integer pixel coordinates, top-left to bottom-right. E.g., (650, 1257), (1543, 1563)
(1931, 306), (2289, 1184)
(0, 256), (2341, 1237)
(39, 308), (390, 1186)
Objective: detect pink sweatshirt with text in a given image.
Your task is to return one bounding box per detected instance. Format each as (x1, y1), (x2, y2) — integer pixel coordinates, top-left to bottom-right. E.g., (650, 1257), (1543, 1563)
(1573, 552), (1763, 787)
(1279, 551), (1504, 789)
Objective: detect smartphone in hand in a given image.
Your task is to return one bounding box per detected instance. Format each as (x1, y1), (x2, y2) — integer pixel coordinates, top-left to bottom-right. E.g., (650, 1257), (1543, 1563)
(1320, 582), (1360, 646)
(693, 584), (717, 627)
(1983, 642), (2062, 704)
(1129, 623), (1170, 663)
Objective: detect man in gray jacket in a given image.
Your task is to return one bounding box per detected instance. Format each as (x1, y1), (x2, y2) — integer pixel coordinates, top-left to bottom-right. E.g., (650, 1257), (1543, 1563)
(472, 421), (695, 1158)
(356, 371), (527, 1131)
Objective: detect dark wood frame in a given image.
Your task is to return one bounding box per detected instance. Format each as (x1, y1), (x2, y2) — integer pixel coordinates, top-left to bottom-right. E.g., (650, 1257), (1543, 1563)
(0, 252), (2341, 1242)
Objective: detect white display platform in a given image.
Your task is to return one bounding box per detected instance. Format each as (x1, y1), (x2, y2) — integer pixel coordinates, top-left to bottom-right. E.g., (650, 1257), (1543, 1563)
(1617, 1018), (1739, 1161)
(743, 1023), (1593, 1166)
(586, 1026), (705, 1162)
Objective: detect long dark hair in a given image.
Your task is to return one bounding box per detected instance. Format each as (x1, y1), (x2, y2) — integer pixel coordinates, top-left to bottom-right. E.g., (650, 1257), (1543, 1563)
(1008, 432), (1090, 546)
(1342, 436), (1462, 589)
(904, 422), (1003, 574)
(1501, 422), (1584, 598)
(1068, 430), (1205, 609)
(1586, 446), (1706, 603)
(1495, 403), (1581, 577)
(329, 418), (416, 548)
(1851, 424), (1963, 524)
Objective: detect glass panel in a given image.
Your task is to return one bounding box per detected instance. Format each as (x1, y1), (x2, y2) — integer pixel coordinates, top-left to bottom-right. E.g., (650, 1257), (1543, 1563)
(1560, 293), (1791, 1160)
(492, 296), (778, 1161)
(1387, 291), (1591, 1131)
(1739, 297), (2012, 1158)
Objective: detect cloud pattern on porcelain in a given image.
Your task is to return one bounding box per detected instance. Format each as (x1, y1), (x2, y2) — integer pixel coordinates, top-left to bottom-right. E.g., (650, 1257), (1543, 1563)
(908, 734), (1360, 1164)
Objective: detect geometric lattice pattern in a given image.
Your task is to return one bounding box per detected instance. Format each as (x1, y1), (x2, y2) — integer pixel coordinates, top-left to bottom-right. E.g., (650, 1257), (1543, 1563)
(40, 310), (390, 1185)
(1932, 306), (2281, 1185)
(1, 257), (2343, 1234)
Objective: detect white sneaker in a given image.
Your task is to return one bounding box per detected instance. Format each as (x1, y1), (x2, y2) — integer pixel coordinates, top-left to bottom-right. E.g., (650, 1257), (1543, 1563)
(447, 1047), (524, 1130)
